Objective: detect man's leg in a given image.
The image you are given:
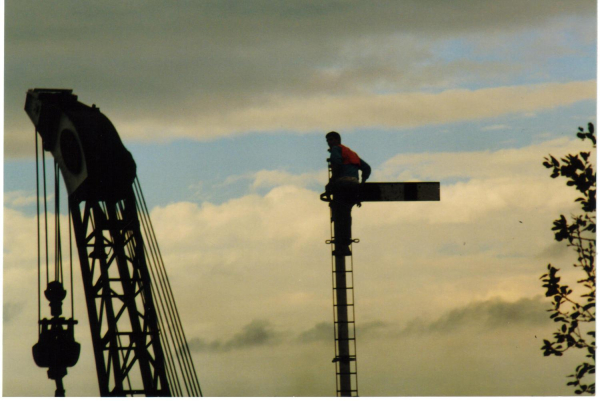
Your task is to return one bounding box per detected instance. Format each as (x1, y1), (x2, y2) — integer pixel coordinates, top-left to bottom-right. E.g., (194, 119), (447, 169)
(331, 190), (356, 256)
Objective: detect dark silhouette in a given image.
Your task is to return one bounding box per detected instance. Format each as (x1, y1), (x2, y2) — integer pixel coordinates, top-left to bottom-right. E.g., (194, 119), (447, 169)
(540, 123), (596, 395)
(32, 281), (80, 397)
(320, 132), (439, 396)
(25, 89), (201, 397)
(324, 131), (371, 256)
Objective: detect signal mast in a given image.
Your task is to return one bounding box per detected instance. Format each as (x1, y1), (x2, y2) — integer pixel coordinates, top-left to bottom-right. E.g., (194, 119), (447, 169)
(321, 155), (440, 396)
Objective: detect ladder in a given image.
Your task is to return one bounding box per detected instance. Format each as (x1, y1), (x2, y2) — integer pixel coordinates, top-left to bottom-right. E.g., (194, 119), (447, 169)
(328, 208), (359, 397)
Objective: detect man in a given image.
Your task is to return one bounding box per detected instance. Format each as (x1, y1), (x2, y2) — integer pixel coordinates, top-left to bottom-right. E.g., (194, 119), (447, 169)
(326, 131), (371, 188)
(324, 131), (371, 256)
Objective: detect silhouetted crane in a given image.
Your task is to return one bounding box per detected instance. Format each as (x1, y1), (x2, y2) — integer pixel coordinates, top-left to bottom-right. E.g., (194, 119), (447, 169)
(26, 89), (202, 397)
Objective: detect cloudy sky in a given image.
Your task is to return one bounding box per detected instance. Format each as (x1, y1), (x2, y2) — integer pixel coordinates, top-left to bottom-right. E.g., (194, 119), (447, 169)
(3, 0), (597, 397)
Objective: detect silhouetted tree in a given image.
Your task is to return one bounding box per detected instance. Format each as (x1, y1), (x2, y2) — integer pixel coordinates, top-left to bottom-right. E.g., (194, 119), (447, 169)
(541, 123), (596, 395)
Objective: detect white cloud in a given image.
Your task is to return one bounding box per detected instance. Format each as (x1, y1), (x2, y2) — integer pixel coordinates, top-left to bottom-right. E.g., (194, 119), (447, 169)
(4, 190), (38, 208)
(377, 136), (594, 181)
(3, 137), (592, 395)
(114, 80), (596, 142)
(4, 1), (595, 156)
(481, 124), (510, 131)
(249, 170), (325, 191)
(4, 0), (596, 393)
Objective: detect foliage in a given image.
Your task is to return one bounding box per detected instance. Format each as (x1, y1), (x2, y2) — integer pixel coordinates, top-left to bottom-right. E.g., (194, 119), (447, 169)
(540, 123), (596, 395)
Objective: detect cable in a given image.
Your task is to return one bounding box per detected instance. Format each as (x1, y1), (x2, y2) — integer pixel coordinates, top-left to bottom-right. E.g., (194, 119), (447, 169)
(133, 178), (202, 396)
(119, 199), (183, 397)
(54, 161), (62, 283)
(133, 184), (193, 395)
(69, 202), (74, 319)
(35, 129), (41, 329)
(139, 180), (202, 397)
(42, 148), (49, 286)
(128, 191), (187, 395)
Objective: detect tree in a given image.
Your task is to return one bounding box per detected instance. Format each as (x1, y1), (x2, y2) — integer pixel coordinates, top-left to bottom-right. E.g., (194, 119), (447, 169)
(540, 122), (596, 395)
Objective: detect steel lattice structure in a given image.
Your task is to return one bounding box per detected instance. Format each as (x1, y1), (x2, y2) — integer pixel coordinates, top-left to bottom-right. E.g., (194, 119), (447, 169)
(26, 89), (201, 397)
(70, 191), (170, 396)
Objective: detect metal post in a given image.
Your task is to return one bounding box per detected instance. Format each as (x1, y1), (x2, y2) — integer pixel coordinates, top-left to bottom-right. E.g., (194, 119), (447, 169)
(334, 255), (353, 396)
(322, 180), (440, 396)
(330, 201), (358, 397)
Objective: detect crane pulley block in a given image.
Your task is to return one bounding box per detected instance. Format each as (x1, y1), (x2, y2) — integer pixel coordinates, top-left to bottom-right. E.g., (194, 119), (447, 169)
(32, 281), (81, 397)
(32, 318), (81, 370)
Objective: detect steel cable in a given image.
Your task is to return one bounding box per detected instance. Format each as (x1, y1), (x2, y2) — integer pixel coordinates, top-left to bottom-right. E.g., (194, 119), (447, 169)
(119, 200), (183, 397)
(139, 184), (202, 397)
(35, 129), (41, 328)
(54, 162), (62, 283)
(132, 181), (196, 396)
(69, 204), (74, 318)
(129, 188), (189, 396)
(133, 178), (202, 396)
(42, 147), (49, 286)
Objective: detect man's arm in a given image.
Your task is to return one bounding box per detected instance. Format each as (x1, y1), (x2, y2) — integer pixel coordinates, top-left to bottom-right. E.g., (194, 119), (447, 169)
(359, 158), (371, 183)
(329, 146), (343, 180)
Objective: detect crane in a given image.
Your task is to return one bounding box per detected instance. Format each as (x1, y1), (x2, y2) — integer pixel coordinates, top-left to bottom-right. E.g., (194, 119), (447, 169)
(25, 89), (202, 397)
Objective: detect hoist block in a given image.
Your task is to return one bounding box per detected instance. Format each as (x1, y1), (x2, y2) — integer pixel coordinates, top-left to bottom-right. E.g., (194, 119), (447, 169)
(32, 318), (81, 370)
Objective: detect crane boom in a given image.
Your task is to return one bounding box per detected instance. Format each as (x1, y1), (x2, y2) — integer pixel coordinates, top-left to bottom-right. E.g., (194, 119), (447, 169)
(25, 89), (201, 396)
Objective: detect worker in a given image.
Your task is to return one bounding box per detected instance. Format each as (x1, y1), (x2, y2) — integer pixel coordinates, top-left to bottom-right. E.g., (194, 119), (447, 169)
(324, 131), (371, 256)
(326, 131), (371, 188)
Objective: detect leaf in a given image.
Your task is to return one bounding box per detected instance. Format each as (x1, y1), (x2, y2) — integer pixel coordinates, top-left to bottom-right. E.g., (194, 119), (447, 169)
(577, 364), (590, 379)
(540, 124), (596, 384)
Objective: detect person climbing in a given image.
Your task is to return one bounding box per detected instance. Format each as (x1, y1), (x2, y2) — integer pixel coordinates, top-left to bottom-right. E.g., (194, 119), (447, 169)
(324, 131), (371, 256)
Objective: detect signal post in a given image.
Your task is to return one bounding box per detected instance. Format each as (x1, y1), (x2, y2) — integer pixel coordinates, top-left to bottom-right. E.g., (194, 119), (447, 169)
(321, 181), (440, 396)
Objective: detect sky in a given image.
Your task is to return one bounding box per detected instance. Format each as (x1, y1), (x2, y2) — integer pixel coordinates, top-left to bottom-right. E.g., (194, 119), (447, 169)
(3, 0), (597, 397)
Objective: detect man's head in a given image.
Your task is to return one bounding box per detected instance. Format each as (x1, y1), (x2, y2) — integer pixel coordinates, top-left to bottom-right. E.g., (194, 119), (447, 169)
(326, 131), (341, 148)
